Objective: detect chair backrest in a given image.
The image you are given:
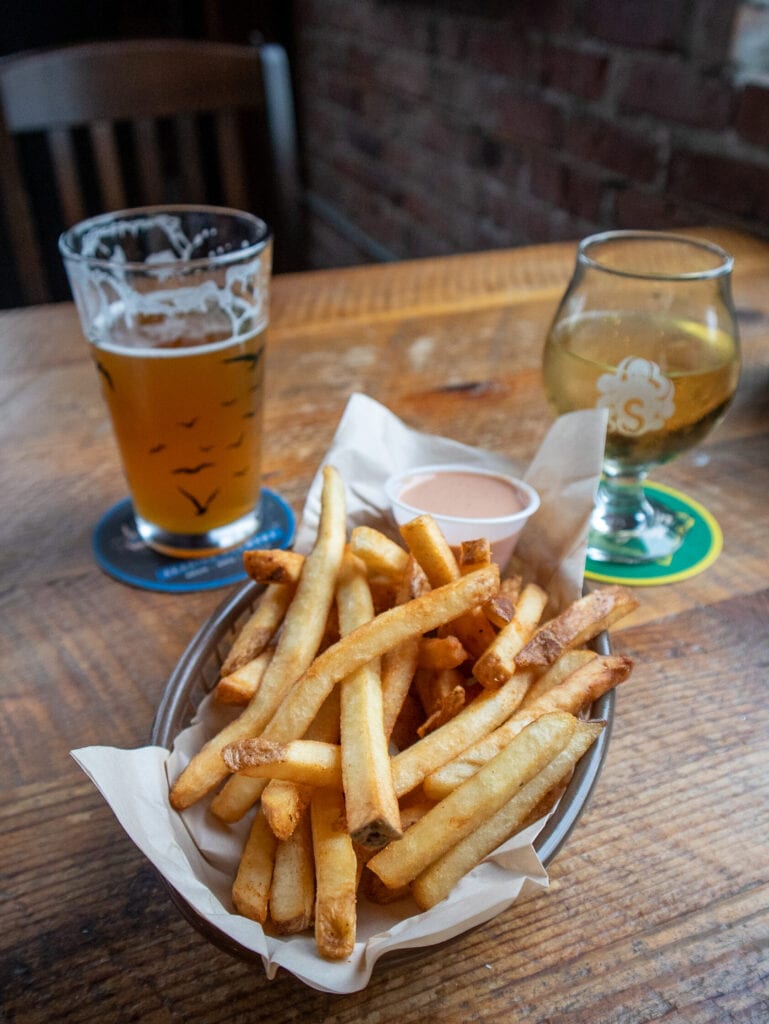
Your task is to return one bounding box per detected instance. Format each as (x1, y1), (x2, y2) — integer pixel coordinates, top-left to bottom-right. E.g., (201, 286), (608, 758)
(0, 38), (304, 305)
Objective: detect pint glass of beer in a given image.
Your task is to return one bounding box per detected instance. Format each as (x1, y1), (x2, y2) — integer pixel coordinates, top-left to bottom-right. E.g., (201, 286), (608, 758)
(60, 206), (272, 558)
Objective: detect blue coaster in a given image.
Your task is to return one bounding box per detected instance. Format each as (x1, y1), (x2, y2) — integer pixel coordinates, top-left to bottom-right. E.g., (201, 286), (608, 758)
(92, 488), (295, 593)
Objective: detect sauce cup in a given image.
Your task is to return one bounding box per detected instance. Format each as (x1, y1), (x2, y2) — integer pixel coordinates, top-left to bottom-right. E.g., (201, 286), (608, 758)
(384, 463), (540, 569)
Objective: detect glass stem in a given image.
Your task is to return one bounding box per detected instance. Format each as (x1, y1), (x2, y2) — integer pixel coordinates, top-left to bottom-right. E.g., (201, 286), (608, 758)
(591, 470), (655, 538)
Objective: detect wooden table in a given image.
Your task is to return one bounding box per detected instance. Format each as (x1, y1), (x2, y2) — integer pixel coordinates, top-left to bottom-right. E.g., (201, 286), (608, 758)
(2, 229), (768, 1023)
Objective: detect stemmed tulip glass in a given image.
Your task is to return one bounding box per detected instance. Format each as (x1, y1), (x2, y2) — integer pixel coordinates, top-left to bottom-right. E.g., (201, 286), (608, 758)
(542, 231), (740, 564)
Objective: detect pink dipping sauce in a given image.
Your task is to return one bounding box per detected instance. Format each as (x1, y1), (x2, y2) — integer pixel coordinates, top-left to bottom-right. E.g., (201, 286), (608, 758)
(398, 470), (526, 519)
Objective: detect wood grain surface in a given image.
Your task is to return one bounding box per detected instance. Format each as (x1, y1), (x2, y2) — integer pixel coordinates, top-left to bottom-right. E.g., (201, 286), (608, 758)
(1, 229), (768, 1023)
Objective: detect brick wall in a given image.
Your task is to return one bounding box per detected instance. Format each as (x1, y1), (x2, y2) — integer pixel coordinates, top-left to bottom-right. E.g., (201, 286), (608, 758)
(292, 0), (769, 269)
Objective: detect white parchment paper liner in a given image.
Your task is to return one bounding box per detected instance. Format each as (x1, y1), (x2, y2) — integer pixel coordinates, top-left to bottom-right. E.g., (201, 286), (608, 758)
(72, 392), (607, 994)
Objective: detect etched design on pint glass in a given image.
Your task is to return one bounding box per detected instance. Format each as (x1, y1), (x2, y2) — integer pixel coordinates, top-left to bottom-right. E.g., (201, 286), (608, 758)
(596, 356), (675, 437)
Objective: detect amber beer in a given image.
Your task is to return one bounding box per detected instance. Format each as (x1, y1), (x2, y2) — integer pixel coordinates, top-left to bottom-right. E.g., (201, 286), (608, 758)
(542, 311), (740, 472)
(93, 309), (265, 553)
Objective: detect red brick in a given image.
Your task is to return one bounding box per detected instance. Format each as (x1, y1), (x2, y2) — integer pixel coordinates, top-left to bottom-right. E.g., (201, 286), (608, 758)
(466, 21), (532, 78)
(565, 115), (661, 183)
(668, 148), (768, 217)
(528, 153), (565, 205)
(563, 167), (604, 221)
(583, 0), (688, 49)
(613, 188), (701, 230)
(498, 93), (563, 147)
(736, 82), (769, 150)
(539, 44), (610, 101)
(620, 59), (734, 130)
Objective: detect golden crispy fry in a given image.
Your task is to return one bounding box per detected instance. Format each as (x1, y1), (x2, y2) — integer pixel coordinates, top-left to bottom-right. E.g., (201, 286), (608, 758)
(311, 787), (357, 960)
(416, 674), (466, 738)
(360, 795), (437, 903)
(482, 574), (522, 629)
(243, 548), (305, 584)
(219, 583), (293, 677)
(261, 688), (341, 841)
(367, 711), (578, 891)
(455, 537), (491, 574)
(269, 811), (315, 934)
(222, 738), (342, 788)
(349, 525), (410, 579)
(515, 585), (639, 669)
(412, 719), (605, 909)
(519, 648), (597, 709)
(390, 691), (423, 751)
(400, 514), (496, 658)
(390, 667), (533, 798)
(214, 648), (274, 705)
(337, 550), (402, 848)
(170, 465), (347, 813)
(417, 636), (468, 672)
(424, 653), (632, 799)
(231, 807), (277, 923)
(473, 582), (549, 688)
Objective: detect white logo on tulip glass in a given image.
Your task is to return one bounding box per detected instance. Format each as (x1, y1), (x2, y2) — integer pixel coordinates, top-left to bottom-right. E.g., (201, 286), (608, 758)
(596, 356), (675, 436)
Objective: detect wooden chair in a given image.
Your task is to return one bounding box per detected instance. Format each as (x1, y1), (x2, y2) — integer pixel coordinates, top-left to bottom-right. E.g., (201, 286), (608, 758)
(0, 38), (305, 305)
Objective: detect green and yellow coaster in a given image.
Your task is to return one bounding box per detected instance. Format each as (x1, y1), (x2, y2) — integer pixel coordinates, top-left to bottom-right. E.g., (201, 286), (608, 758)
(585, 481), (722, 587)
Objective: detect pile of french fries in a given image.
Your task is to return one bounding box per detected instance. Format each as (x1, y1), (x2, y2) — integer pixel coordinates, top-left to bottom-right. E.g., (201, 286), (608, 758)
(170, 465), (638, 960)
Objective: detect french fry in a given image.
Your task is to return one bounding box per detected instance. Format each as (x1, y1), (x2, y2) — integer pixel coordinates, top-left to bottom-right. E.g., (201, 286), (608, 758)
(222, 738), (342, 788)
(337, 550), (402, 848)
(417, 636), (468, 671)
(243, 548), (305, 584)
(473, 582), (549, 688)
(390, 666), (533, 798)
(423, 653), (633, 800)
(483, 574), (522, 629)
(400, 514), (496, 657)
(219, 583), (293, 677)
(311, 787), (357, 960)
(412, 719), (605, 909)
(519, 648), (597, 709)
(214, 648), (273, 705)
(261, 687), (341, 842)
(170, 465), (347, 812)
(416, 672), (466, 739)
(367, 711), (578, 891)
(455, 537), (491, 574)
(515, 586), (639, 669)
(349, 524), (410, 579)
(231, 807), (277, 924)
(380, 555), (426, 740)
(269, 811), (315, 934)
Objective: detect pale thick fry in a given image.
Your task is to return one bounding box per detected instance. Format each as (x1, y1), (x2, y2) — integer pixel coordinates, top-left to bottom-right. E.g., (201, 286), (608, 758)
(390, 666), (533, 798)
(231, 807), (277, 923)
(361, 796), (436, 904)
(515, 586), (639, 669)
(311, 787), (357, 960)
(367, 711), (578, 890)
(214, 648), (273, 705)
(380, 555), (426, 740)
(269, 811), (315, 934)
(262, 688), (341, 841)
(337, 551), (402, 848)
(417, 636), (468, 671)
(482, 574), (522, 629)
(349, 525), (410, 579)
(170, 465), (347, 812)
(473, 582), (549, 688)
(412, 719), (605, 909)
(520, 648), (597, 709)
(219, 583), (293, 677)
(400, 514), (496, 657)
(243, 548), (305, 584)
(222, 738), (342, 788)
(424, 653), (633, 799)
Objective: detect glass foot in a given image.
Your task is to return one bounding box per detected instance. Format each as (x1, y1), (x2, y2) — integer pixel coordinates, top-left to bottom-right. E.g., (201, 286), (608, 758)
(587, 493), (695, 565)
